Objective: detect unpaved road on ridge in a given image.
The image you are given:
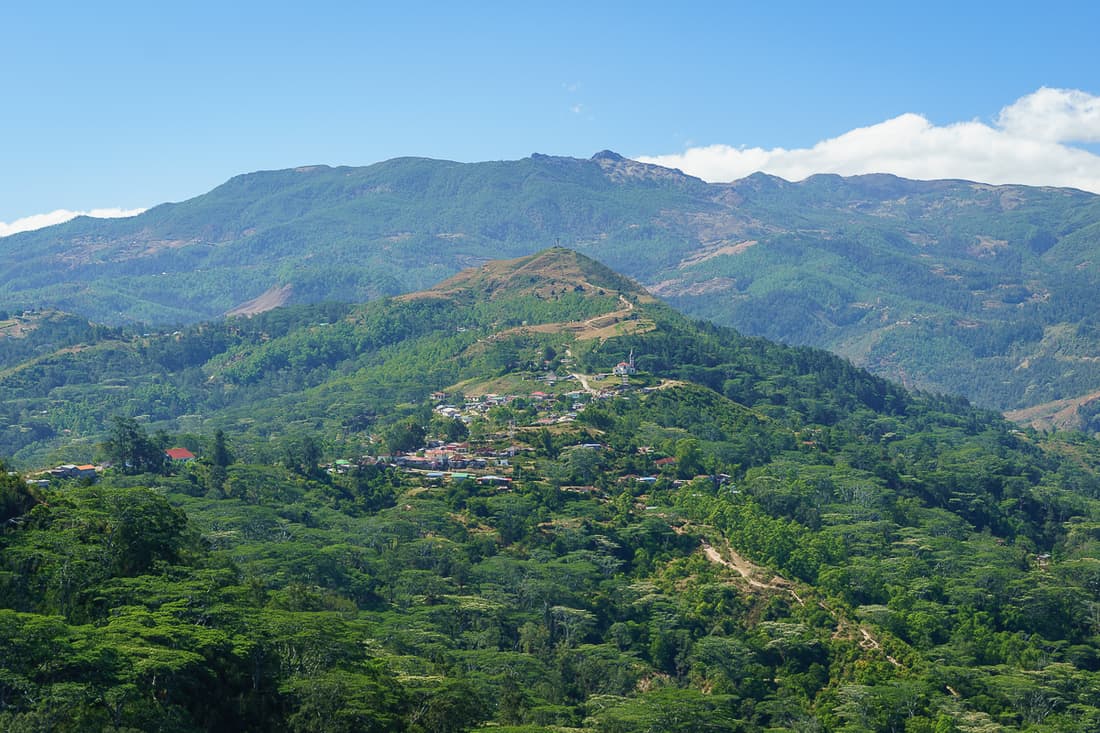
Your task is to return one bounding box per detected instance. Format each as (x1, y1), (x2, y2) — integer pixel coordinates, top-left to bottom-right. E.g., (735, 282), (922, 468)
(700, 540), (804, 605)
(699, 537), (901, 667)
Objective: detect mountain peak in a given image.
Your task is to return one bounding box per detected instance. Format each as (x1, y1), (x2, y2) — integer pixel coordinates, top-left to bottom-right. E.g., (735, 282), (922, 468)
(590, 151), (703, 187)
(401, 247), (653, 305)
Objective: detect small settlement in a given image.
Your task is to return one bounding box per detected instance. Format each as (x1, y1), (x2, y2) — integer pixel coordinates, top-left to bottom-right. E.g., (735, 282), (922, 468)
(31, 447), (198, 486)
(323, 365), (726, 493)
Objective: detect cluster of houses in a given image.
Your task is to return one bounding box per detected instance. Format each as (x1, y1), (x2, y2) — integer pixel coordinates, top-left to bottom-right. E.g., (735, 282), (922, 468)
(430, 376), (632, 431)
(31, 447), (197, 486)
(432, 383), (594, 425)
(323, 447), (516, 488)
(359, 369), (659, 487)
(37, 463), (99, 485)
(381, 440), (518, 473)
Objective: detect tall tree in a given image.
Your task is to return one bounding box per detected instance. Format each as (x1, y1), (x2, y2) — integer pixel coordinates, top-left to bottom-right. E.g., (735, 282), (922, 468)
(103, 416), (165, 475)
(0, 462), (37, 524)
(210, 429), (233, 468)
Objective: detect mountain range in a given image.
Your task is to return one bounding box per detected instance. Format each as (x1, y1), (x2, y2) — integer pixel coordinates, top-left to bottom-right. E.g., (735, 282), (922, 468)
(4, 152), (1100, 417)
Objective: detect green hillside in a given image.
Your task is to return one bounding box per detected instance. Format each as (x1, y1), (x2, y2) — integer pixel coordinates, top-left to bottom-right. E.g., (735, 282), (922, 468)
(4, 249), (1100, 730)
(0, 154), (706, 326)
(5, 153), (1100, 411)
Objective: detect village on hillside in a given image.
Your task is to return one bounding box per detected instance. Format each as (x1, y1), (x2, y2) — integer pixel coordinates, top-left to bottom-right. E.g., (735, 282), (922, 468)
(25, 356), (729, 496)
(354, 356), (728, 494)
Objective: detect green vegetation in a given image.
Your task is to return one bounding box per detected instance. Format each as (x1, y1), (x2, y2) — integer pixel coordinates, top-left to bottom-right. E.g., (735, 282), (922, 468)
(6, 377), (1100, 730)
(4, 249), (1100, 730)
(0, 249), (648, 465)
(6, 156), (1100, 411)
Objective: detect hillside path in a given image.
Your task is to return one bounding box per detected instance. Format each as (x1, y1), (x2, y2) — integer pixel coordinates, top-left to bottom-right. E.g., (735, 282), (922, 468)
(572, 372), (598, 395)
(700, 540), (804, 605)
(696, 534), (901, 668)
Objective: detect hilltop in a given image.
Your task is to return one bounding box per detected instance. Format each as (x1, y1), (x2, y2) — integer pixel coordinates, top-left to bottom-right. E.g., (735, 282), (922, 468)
(4, 248), (1100, 730)
(403, 246), (653, 305)
(6, 154), (1100, 411)
(0, 248), (659, 464)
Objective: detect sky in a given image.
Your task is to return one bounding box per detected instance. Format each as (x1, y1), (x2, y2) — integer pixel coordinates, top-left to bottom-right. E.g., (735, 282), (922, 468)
(3, 1), (1100, 235)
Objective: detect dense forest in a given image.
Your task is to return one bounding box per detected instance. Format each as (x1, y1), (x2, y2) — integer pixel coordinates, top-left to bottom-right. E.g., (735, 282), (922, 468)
(4, 249), (1100, 731)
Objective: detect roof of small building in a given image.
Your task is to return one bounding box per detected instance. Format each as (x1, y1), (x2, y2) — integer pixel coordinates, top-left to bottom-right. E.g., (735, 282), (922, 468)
(165, 448), (196, 461)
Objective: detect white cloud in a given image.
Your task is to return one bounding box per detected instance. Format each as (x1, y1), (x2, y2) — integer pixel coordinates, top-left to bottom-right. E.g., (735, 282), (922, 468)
(637, 87), (1100, 193)
(0, 207), (146, 237)
(997, 87), (1100, 143)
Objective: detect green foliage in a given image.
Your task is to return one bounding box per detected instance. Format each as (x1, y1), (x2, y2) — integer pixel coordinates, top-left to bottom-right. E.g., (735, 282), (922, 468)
(0, 463), (38, 524)
(209, 429), (232, 468)
(4, 247), (1100, 730)
(283, 666), (406, 733)
(6, 158), (1100, 413)
(102, 415), (166, 474)
(383, 419), (427, 455)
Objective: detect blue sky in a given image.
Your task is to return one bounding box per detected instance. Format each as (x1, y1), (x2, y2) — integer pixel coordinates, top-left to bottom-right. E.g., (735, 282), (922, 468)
(3, 1), (1100, 232)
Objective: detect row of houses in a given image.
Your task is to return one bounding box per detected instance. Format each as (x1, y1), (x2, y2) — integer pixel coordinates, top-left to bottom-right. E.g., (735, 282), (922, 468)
(420, 472), (513, 487)
(432, 379), (595, 424)
(42, 463), (98, 481)
(393, 454), (492, 471)
(34, 447), (197, 485)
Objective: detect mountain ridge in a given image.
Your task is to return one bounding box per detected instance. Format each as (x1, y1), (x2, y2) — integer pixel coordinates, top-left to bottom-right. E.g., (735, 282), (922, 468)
(4, 153), (1100, 413)
(0, 246), (905, 465)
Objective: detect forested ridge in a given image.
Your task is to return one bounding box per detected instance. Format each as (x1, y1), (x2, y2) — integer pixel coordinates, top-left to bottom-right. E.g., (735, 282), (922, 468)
(5, 154), (1100, 411)
(4, 249), (1100, 731)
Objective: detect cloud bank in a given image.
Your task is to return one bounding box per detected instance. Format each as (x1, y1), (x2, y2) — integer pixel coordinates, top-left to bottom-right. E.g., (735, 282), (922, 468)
(637, 87), (1100, 193)
(0, 207), (146, 237)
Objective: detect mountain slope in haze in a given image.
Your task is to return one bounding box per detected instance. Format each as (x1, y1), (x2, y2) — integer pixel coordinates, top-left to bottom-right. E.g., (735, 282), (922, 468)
(5, 154), (1100, 413)
(5, 248), (1100, 730)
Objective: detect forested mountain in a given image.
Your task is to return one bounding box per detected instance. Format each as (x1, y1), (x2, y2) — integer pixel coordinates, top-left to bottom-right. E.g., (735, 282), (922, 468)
(4, 153), (1100, 411)
(4, 249), (1100, 731)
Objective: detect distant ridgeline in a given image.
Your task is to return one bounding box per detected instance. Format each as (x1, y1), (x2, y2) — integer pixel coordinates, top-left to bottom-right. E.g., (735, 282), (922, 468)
(3, 153), (1100, 412)
(3, 249), (1100, 730)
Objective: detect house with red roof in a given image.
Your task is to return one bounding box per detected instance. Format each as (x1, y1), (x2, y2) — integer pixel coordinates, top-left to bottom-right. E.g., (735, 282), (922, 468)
(165, 447), (196, 463)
